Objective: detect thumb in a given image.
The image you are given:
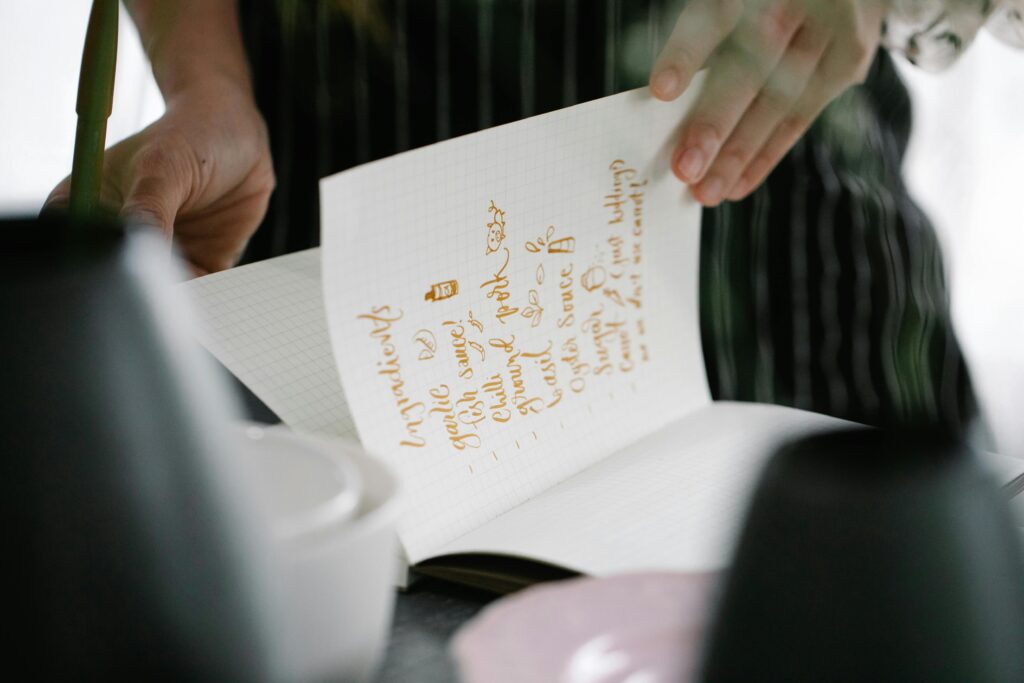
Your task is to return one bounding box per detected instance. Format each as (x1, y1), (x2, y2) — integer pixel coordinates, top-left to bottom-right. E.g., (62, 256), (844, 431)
(40, 175), (73, 217)
(118, 165), (189, 242)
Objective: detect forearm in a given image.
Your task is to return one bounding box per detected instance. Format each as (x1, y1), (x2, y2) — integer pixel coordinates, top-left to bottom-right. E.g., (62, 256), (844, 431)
(125, 0), (252, 101)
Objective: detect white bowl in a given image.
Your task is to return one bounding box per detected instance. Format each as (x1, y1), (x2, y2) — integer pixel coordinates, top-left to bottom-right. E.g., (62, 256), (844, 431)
(240, 423), (364, 540)
(235, 424), (402, 683)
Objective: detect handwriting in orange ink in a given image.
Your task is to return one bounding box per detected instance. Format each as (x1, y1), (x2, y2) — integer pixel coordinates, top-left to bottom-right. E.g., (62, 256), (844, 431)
(357, 306), (426, 448)
(429, 384), (482, 451)
(480, 248), (519, 324)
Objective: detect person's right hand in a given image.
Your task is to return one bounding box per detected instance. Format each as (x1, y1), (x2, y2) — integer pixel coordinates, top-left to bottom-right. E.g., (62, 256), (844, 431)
(45, 77), (275, 276)
(650, 0), (885, 206)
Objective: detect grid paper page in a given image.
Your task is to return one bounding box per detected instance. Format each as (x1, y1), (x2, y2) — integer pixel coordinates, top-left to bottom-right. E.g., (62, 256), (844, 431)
(180, 249), (357, 439)
(437, 402), (1024, 574)
(435, 402), (856, 573)
(321, 83), (710, 562)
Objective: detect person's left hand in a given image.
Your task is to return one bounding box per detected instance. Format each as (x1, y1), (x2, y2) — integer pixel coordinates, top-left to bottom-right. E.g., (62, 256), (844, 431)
(45, 77), (274, 276)
(650, 0), (887, 206)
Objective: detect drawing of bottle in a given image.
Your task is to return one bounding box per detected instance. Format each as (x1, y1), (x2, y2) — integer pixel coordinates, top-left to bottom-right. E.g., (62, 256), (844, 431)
(581, 265), (607, 292)
(425, 280), (460, 302)
(547, 236), (576, 254)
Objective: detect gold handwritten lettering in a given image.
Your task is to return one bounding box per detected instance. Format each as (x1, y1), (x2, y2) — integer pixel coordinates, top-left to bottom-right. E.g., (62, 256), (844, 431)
(560, 336), (589, 394)
(429, 384), (482, 451)
(357, 306), (426, 448)
(557, 263), (575, 328)
(480, 247), (520, 324)
(443, 320), (485, 380)
(482, 373), (511, 423)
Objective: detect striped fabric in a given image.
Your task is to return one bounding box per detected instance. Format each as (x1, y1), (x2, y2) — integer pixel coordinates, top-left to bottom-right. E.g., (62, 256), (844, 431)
(238, 0), (974, 433)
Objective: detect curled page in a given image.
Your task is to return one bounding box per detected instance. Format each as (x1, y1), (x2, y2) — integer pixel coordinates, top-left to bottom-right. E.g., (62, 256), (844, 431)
(321, 84), (709, 561)
(181, 249), (358, 440)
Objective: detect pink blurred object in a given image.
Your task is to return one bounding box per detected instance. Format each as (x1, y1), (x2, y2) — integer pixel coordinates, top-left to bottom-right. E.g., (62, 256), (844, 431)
(452, 573), (717, 683)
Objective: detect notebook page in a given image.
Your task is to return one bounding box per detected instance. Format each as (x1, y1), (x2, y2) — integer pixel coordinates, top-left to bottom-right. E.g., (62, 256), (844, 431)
(321, 84), (710, 561)
(180, 249), (357, 439)
(434, 402), (859, 574)
(436, 402), (1024, 574)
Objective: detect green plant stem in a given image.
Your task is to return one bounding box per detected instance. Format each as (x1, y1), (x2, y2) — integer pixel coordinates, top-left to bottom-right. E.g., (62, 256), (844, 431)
(69, 0), (119, 222)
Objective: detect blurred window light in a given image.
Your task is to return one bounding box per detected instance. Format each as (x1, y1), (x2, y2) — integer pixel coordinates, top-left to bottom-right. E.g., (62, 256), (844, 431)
(0, 1), (164, 214)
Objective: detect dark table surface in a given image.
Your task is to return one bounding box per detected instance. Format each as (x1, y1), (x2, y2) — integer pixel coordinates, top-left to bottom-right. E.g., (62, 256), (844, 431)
(374, 579), (496, 683)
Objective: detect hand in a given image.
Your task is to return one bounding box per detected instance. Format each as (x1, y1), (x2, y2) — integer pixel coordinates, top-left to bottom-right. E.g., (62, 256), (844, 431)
(650, 0), (886, 206)
(45, 78), (275, 276)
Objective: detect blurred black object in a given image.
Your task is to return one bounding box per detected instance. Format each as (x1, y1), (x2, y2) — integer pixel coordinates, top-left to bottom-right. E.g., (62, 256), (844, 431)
(699, 428), (1024, 682)
(2, 215), (274, 680)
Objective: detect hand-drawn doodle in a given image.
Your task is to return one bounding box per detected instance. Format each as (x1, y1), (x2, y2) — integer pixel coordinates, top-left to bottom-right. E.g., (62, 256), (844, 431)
(581, 265), (607, 292)
(465, 309), (485, 333)
(425, 280), (460, 302)
(521, 289), (545, 328)
(548, 236), (576, 254)
(413, 329), (438, 361)
(486, 200), (507, 255)
(526, 225), (575, 254)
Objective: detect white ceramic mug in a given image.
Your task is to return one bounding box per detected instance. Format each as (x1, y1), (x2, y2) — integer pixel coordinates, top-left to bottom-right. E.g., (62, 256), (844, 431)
(236, 424), (402, 683)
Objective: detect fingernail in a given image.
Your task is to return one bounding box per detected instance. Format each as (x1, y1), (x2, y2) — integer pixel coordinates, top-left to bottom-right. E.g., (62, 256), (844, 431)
(122, 208), (171, 237)
(652, 68), (681, 99)
(677, 148), (706, 182)
(701, 176), (724, 205)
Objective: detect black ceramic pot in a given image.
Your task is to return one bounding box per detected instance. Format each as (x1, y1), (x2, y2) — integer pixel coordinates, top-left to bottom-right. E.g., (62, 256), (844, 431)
(2, 215), (275, 680)
(699, 428), (1024, 682)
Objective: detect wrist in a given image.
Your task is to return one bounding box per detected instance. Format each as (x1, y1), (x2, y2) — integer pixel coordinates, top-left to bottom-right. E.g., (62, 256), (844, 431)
(160, 66), (254, 108)
(162, 73), (261, 127)
(128, 0), (252, 103)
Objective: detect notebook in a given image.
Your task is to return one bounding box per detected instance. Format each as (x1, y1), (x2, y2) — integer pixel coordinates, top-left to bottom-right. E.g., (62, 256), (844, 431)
(181, 83), (1024, 592)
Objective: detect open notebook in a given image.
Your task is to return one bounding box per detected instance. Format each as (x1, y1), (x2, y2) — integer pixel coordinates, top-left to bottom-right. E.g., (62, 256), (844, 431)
(181, 84), (1024, 592)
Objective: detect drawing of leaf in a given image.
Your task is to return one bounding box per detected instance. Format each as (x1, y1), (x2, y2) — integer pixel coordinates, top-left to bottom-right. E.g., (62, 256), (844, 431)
(526, 290), (544, 327)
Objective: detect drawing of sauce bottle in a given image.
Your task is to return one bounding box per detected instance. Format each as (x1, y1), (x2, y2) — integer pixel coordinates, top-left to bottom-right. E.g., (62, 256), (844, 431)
(547, 236), (576, 254)
(425, 280), (459, 302)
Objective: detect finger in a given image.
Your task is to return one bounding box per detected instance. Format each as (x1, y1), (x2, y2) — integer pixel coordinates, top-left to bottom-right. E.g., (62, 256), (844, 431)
(671, 0), (805, 186)
(726, 72), (842, 200)
(41, 176), (73, 216)
(728, 33), (877, 200)
(693, 23), (830, 206)
(119, 147), (192, 240)
(649, 0), (744, 101)
(175, 187), (268, 275)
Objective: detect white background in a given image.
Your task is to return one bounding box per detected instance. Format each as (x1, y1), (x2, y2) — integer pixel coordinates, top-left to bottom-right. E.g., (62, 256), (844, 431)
(895, 34), (1024, 457)
(0, 1), (164, 214)
(0, 2), (1021, 455)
